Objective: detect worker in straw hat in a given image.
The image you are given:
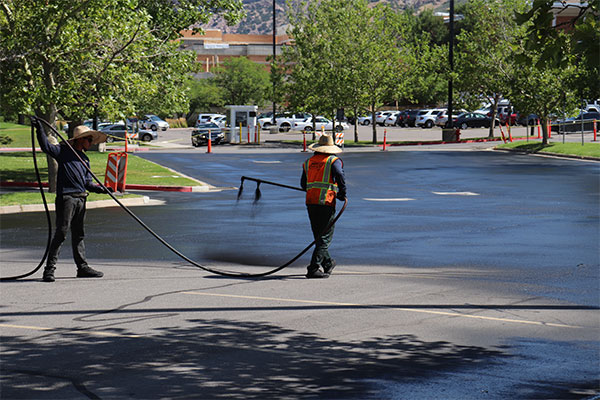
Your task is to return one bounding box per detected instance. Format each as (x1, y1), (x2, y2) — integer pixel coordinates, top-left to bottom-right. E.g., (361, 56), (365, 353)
(301, 133), (347, 278)
(35, 120), (113, 282)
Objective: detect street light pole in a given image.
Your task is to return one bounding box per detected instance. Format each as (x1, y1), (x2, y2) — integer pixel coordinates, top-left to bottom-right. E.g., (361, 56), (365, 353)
(272, 0), (276, 125)
(447, 0), (454, 129)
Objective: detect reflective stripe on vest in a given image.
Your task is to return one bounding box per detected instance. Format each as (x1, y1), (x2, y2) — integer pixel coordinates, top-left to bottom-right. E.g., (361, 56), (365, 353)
(304, 154), (339, 206)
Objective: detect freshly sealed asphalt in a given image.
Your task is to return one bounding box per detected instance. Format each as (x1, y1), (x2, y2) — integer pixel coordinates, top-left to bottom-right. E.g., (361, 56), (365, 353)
(1, 143), (598, 399)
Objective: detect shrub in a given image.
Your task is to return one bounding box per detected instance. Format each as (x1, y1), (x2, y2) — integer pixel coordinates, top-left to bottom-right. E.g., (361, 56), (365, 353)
(166, 117), (187, 128)
(0, 134), (13, 145)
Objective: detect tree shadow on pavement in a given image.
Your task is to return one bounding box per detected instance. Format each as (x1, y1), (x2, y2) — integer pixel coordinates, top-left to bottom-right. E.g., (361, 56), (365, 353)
(1, 317), (507, 399)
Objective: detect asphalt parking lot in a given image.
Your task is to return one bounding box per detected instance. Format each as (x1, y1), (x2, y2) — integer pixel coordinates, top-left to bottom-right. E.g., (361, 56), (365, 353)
(1, 136), (598, 399)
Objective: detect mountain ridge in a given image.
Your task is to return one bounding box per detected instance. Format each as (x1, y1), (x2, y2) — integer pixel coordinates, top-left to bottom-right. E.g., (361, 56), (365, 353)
(204, 0), (451, 35)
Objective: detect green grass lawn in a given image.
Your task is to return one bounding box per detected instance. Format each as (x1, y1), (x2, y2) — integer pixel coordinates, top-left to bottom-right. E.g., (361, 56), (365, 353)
(497, 141), (600, 158)
(0, 121), (35, 147)
(1, 123), (204, 206)
(1, 151), (202, 206)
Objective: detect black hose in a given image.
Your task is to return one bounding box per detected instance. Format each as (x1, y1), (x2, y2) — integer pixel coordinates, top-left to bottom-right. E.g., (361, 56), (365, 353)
(1, 121), (53, 281)
(2, 118), (347, 279)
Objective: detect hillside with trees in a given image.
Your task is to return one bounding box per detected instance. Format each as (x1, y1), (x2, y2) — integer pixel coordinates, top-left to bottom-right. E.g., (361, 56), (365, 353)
(203, 0), (465, 34)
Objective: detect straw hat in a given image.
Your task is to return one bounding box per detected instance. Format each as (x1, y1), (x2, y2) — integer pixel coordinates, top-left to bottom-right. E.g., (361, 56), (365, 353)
(308, 134), (342, 154)
(69, 125), (107, 145)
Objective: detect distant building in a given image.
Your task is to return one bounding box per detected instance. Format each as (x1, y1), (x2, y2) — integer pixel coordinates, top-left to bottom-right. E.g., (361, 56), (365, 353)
(178, 28), (292, 78)
(550, 1), (592, 31)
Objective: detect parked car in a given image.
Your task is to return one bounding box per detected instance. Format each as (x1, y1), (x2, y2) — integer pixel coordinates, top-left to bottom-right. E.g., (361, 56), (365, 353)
(453, 112), (499, 129)
(358, 113), (377, 126)
(376, 111), (393, 126)
(396, 110), (419, 127)
(191, 122), (224, 146)
(197, 113), (225, 125)
(294, 116), (349, 132)
(258, 112), (312, 131)
(140, 115), (169, 131)
(416, 109), (445, 128)
(435, 109), (466, 127)
(384, 111), (401, 126)
(100, 124), (157, 142)
(63, 119), (112, 132)
(212, 115), (226, 128)
(551, 112), (600, 133)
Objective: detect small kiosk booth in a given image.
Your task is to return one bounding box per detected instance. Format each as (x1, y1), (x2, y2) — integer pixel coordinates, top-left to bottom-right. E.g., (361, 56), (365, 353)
(225, 105), (258, 143)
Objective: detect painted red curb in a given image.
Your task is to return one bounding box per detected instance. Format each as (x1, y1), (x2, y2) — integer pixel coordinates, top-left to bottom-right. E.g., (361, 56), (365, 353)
(0, 181), (193, 192)
(125, 184), (193, 192)
(0, 181), (47, 188)
(378, 137), (505, 147)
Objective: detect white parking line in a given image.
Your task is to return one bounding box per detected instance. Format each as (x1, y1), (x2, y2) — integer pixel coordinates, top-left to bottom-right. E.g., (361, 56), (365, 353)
(252, 160), (282, 164)
(363, 198), (415, 202)
(432, 191), (480, 196)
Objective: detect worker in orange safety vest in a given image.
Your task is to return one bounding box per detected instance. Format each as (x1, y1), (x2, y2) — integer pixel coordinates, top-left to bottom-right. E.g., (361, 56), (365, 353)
(301, 134), (346, 278)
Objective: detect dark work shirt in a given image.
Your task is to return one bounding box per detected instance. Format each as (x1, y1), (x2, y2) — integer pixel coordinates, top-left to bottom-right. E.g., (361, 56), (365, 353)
(301, 154), (346, 199)
(37, 124), (103, 195)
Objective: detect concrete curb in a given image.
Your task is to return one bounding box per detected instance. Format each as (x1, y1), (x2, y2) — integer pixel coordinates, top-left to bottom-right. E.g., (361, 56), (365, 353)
(0, 181), (210, 192)
(0, 196), (165, 215)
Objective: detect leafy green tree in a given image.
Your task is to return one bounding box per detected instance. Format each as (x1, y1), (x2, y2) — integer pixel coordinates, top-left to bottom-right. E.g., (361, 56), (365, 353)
(454, 0), (527, 138)
(285, 0), (404, 143)
(401, 9), (447, 108)
(213, 57), (270, 106)
(516, 0), (599, 104)
(0, 0), (243, 191)
(187, 78), (225, 122)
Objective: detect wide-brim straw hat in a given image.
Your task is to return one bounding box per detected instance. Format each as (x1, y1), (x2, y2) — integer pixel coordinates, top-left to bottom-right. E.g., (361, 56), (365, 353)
(308, 134), (342, 154)
(69, 125), (107, 145)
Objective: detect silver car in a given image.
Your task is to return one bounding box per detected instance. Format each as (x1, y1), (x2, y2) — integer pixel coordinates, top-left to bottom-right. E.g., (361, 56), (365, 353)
(100, 124), (158, 142)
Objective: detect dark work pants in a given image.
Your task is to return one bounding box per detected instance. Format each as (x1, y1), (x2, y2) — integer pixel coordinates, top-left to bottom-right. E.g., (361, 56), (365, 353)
(307, 204), (336, 272)
(46, 194), (88, 270)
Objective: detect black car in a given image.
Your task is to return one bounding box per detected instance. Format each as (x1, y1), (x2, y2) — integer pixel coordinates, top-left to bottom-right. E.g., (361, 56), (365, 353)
(396, 109), (419, 127)
(551, 112), (600, 133)
(191, 122), (224, 146)
(453, 112), (499, 129)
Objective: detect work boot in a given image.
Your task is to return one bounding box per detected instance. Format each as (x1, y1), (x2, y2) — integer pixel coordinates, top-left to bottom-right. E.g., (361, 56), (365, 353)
(76, 266), (104, 278)
(323, 259), (336, 277)
(306, 268), (327, 279)
(42, 267), (55, 283)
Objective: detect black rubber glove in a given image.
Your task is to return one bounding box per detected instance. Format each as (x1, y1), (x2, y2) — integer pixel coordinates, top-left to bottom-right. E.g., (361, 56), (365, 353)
(33, 118), (45, 136)
(104, 186), (115, 194)
(337, 193), (346, 201)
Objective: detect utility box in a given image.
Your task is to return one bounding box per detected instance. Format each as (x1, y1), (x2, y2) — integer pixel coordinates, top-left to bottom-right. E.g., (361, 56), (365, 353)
(225, 105), (258, 143)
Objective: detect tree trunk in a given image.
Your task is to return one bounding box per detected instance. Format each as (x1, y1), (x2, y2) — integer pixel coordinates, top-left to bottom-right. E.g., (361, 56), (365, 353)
(541, 116), (549, 145)
(353, 106), (359, 142)
(36, 106), (59, 193)
(371, 101), (377, 144)
(488, 95), (500, 139)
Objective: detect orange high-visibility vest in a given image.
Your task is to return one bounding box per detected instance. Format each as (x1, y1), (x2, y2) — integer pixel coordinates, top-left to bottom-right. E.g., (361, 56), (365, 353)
(304, 154), (341, 206)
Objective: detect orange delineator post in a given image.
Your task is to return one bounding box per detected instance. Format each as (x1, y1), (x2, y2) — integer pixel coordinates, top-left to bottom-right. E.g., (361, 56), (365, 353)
(499, 123), (507, 143)
(537, 119), (541, 139)
(547, 121), (551, 138)
(207, 129), (212, 153)
(302, 130), (307, 152)
(594, 120), (597, 141)
(506, 122), (513, 142)
(382, 129), (387, 151)
(254, 125), (258, 143)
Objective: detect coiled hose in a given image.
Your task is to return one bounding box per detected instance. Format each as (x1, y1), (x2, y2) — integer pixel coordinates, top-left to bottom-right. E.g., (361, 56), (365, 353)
(1, 118), (347, 280)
